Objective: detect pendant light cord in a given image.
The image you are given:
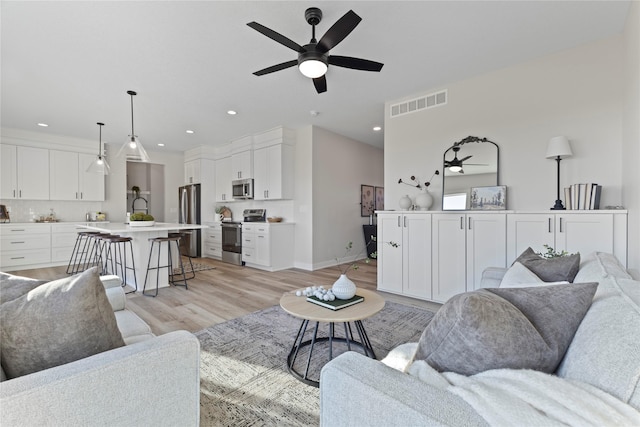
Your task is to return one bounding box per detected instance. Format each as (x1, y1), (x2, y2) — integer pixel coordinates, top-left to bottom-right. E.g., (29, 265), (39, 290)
(127, 90), (137, 137)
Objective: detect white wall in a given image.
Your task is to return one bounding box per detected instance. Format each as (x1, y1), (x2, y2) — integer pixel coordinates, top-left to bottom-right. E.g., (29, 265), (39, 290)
(385, 36), (624, 212)
(293, 126), (314, 270)
(622, 1), (640, 278)
(310, 126), (384, 269)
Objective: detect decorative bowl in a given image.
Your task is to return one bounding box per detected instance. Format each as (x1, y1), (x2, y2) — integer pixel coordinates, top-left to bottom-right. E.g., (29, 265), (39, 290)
(267, 217), (283, 223)
(129, 220), (155, 227)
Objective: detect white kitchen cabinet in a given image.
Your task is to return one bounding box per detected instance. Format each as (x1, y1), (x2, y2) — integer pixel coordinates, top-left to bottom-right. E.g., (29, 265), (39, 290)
(184, 159), (201, 184)
(1, 144), (49, 200)
(202, 223), (222, 259)
(0, 224), (51, 270)
(253, 143), (294, 200)
(377, 212), (432, 300)
(49, 150), (104, 201)
(431, 213), (506, 303)
(50, 223), (89, 263)
(215, 156), (232, 202)
(506, 212), (623, 265)
(242, 223), (294, 271)
(231, 150), (253, 180)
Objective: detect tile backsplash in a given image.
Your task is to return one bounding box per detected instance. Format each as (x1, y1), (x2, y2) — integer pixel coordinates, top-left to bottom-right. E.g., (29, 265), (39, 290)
(0, 199), (103, 223)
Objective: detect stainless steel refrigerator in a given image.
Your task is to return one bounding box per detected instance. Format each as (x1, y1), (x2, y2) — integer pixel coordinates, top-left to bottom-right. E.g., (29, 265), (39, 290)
(178, 184), (201, 257)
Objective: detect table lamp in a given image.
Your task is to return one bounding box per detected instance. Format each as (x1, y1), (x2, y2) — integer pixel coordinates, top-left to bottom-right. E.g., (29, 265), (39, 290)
(546, 136), (573, 210)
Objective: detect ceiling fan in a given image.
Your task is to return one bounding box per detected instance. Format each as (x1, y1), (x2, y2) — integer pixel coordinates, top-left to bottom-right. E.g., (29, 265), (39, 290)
(444, 146), (487, 174)
(247, 7), (384, 94)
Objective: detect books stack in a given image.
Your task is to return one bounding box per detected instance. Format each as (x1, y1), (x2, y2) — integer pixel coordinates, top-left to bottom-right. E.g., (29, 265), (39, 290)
(564, 183), (602, 210)
(306, 295), (364, 310)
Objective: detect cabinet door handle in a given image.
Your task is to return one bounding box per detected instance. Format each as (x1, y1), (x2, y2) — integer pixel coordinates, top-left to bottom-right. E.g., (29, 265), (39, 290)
(559, 217), (563, 233)
(404, 216), (407, 228)
(80, 192), (83, 199)
(11, 241), (25, 244)
(468, 217), (472, 230)
(460, 216), (464, 230)
(397, 216), (401, 227)
(19, 190), (22, 198)
(548, 218), (552, 233)
(10, 256), (25, 260)
(13, 189), (15, 197)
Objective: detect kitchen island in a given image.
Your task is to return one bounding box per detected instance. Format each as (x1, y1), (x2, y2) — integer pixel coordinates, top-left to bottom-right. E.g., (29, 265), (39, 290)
(78, 222), (208, 291)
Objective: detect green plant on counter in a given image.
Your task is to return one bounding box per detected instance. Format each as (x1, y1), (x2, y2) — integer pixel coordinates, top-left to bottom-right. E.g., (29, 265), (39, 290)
(215, 206), (227, 214)
(130, 213), (154, 221)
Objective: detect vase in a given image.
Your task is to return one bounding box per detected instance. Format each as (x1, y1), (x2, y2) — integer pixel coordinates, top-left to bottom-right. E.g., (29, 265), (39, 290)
(415, 190), (434, 210)
(399, 195), (412, 210)
(332, 274), (357, 300)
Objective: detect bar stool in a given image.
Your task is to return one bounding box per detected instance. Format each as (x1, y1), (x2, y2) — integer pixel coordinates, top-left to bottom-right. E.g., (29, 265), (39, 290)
(142, 236), (189, 297)
(102, 235), (138, 293)
(66, 231), (101, 275)
(168, 232), (195, 281)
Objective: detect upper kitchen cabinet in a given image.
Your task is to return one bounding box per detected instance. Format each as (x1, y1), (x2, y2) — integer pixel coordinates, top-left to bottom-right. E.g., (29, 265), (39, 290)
(230, 135), (253, 180)
(215, 156), (232, 202)
(1, 144), (49, 200)
(184, 159), (201, 184)
(253, 127), (295, 200)
(50, 150), (104, 201)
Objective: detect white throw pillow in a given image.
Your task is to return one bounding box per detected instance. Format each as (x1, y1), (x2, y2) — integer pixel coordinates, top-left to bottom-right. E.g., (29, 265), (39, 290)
(500, 262), (569, 288)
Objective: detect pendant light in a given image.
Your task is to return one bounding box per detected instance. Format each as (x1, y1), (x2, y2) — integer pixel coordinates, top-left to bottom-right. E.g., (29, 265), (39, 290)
(86, 122), (111, 174)
(116, 90), (150, 162)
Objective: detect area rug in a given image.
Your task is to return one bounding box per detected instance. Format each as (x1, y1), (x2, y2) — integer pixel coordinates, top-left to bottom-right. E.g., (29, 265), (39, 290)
(195, 301), (435, 426)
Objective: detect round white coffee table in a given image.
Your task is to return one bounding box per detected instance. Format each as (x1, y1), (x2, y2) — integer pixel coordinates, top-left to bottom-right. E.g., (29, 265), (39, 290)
(280, 288), (385, 387)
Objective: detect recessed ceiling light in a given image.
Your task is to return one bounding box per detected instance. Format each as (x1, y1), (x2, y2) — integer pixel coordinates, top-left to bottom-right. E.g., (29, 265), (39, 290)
(37, 123), (49, 127)
(227, 110), (237, 115)
(157, 143), (165, 147)
(186, 130), (194, 134)
(373, 126), (382, 132)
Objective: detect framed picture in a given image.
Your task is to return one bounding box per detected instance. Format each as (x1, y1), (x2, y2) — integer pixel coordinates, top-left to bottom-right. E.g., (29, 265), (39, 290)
(361, 185), (375, 217)
(470, 185), (506, 210)
(375, 187), (384, 211)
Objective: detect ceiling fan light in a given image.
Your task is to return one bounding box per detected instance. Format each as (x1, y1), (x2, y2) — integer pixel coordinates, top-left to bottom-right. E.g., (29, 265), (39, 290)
(449, 165), (462, 173)
(299, 59), (327, 78)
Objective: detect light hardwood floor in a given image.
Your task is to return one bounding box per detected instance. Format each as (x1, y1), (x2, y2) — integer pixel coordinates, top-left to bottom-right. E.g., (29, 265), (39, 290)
(10, 258), (441, 335)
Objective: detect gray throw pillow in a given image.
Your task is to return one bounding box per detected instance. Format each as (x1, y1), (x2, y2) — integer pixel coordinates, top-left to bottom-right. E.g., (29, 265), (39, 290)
(0, 272), (47, 304)
(515, 247), (580, 282)
(0, 267), (125, 379)
(414, 282), (598, 375)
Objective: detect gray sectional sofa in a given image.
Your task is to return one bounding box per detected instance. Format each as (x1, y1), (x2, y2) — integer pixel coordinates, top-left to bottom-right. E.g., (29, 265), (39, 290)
(320, 252), (640, 426)
(0, 271), (200, 426)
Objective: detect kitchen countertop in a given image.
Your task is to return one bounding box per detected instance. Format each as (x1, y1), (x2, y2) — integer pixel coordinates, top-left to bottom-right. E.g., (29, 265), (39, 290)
(79, 222), (209, 233)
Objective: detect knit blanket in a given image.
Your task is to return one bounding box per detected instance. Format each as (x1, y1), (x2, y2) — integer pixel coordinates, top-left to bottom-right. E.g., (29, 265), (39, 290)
(382, 343), (640, 427)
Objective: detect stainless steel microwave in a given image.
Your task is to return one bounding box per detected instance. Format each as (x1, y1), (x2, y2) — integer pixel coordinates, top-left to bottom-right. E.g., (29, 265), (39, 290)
(232, 178), (254, 199)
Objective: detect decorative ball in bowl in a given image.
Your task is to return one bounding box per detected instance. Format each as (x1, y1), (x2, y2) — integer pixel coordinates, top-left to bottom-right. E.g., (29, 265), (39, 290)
(267, 217), (283, 223)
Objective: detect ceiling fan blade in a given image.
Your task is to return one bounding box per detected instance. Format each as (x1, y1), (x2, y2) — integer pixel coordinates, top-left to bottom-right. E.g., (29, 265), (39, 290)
(313, 75), (327, 93)
(317, 10), (361, 52)
(247, 22), (303, 52)
(253, 60), (298, 76)
(459, 155), (473, 162)
(329, 55), (384, 72)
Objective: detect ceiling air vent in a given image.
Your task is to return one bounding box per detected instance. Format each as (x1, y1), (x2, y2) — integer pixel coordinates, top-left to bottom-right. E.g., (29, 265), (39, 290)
(390, 89), (447, 118)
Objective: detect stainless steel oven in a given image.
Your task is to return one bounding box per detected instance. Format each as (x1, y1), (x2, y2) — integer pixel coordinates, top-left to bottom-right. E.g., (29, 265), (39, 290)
(221, 222), (243, 265)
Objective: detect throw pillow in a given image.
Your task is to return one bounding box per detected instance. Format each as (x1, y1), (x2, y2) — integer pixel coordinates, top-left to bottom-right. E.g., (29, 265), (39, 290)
(413, 282), (598, 375)
(0, 267), (125, 379)
(515, 247), (580, 282)
(0, 272), (47, 304)
(500, 262), (569, 288)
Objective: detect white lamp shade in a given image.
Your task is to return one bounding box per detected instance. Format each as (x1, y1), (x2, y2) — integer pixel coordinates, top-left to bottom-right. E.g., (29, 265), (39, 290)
(299, 59), (328, 79)
(546, 136), (573, 159)
(116, 136), (150, 162)
(86, 156), (110, 174)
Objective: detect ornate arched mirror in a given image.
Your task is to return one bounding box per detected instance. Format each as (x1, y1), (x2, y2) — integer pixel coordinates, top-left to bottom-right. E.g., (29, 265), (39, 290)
(442, 136), (499, 210)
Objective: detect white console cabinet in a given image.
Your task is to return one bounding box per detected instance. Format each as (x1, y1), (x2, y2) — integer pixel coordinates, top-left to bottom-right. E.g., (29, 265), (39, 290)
(431, 213), (506, 303)
(377, 213), (432, 300)
(506, 212), (625, 265)
(0, 224), (51, 270)
(376, 210), (627, 303)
